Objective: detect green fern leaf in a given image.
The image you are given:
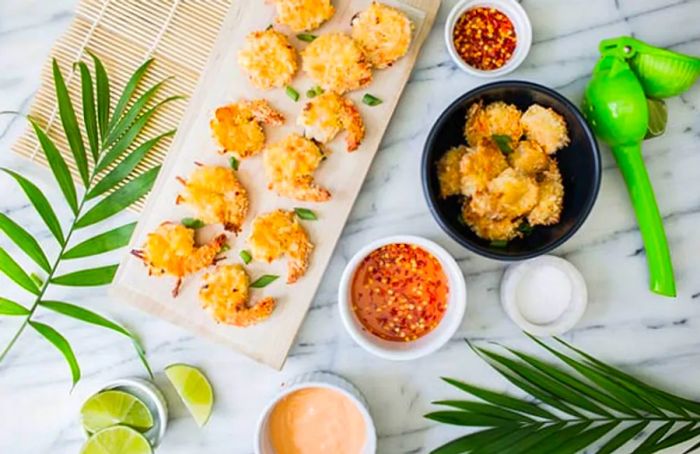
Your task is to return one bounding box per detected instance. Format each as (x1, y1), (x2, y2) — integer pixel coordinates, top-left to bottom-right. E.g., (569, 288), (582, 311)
(0, 247), (40, 295)
(77, 61), (99, 162)
(0, 297), (30, 316)
(0, 212), (51, 272)
(51, 265), (118, 287)
(62, 223), (136, 259)
(89, 52), (111, 141)
(30, 321), (80, 387)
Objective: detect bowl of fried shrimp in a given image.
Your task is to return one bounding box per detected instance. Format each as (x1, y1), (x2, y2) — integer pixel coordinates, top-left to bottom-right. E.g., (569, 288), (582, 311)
(422, 81), (601, 260)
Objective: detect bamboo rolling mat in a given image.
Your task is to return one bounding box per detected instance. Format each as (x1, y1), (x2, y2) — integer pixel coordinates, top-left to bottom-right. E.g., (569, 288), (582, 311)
(11, 0), (231, 210)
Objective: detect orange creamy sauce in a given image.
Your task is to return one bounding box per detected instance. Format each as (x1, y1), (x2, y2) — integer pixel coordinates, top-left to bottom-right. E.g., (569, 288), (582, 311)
(351, 243), (449, 342)
(268, 387), (366, 454)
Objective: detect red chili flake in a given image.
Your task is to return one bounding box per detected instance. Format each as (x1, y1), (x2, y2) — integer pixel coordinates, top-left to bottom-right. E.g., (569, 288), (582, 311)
(351, 243), (449, 342)
(453, 7), (517, 71)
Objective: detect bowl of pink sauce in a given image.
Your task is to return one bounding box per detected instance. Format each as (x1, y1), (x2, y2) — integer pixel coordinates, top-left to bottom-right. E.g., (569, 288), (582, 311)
(255, 371), (377, 454)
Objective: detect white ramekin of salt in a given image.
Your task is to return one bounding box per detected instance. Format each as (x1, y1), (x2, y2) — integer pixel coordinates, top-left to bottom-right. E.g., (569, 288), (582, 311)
(500, 255), (587, 336)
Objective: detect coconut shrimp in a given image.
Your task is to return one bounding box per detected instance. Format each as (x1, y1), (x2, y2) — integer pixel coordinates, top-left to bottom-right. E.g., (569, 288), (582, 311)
(351, 1), (413, 69)
(297, 91), (365, 152)
(461, 201), (521, 242)
(508, 139), (549, 176)
(528, 160), (565, 226)
(270, 0), (335, 32)
(210, 99), (284, 159)
(301, 33), (372, 94)
(247, 210), (313, 284)
(238, 28), (298, 89)
(460, 141), (509, 197)
(176, 165), (249, 233)
(470, 168), (539, 220)
(464, 101), (523, 147)
(131, 222), (226, 297)
(199, 264), (276, 327)
(521, 104), (570, 154)
(437, 145), (469, 198)
(263, 133), (331, 202)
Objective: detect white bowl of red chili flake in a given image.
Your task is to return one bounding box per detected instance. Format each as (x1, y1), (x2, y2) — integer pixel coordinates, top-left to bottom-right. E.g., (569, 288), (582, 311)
(445, 0), (532, 77)
(338, 236), (467, 361)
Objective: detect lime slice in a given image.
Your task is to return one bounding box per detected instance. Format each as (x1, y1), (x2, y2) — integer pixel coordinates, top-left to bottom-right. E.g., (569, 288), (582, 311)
(81, 390), (154, 434)
(164, 364), (213, 427)
(645, 97), (668, 139)
(80, 426), (152, 454)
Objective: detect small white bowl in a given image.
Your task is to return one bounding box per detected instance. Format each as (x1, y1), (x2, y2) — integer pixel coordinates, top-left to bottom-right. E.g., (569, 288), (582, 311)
(255, 371), (377, 454)
(444, 0), (532, 77)
(500, 255), (587, 336)
(338, 235), (467, 361)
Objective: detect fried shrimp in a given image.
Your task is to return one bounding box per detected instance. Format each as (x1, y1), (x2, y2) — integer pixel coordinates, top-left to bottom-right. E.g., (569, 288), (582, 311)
(508, 140), (549, 175)
(301, 33), (373, 94)
(238, 28), (298, 89)
(521, 104), (570, 154)
(470, 168), (539, 220)
(210, 99), (284, 159)
(297, 91), (365, 151)
(248, 210), (313, 283)
(263, 133), (331, 202)
(437, 145), (469, 198)
(200, 264), (276, 327)
(351, 2), (413, 69)
(270, 0), (335, 32)
(131, 223), (226, 297)
(528, 160), (565, 226)
(176, 165), (249, 233)
(460, 142), (508, 197)
(462, 201), (521, 242)
(464, 101), (523, 146)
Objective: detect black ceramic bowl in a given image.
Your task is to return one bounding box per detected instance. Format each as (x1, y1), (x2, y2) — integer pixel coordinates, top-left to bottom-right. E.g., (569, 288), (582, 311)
(422, 81), (601, 261)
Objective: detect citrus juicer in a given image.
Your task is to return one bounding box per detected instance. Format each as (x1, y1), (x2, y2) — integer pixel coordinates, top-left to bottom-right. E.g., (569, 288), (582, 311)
(582, 36), (700, 297)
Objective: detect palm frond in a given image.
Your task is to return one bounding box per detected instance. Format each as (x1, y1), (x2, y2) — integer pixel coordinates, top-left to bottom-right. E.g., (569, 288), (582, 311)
(427, 338), (700, 454)
(0, 52), (180, 386)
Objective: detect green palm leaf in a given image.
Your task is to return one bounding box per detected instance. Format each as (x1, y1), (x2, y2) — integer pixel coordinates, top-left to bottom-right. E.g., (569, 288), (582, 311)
(89, 52), (111, 141)
(78, 61), (99, 162)
(51, 265), (118, 287)
(62, 223), (136, 259)
(52, 59), (89, 186)
(0, 212), (51, 272)
(29, 321), (80, 387)
(0, 168), (65, 245)
(0, 247), (40, 295)
(0, 297), (30, 316)
(106, 58), (153, 137)
(76, 166), (159, 228)
(28, 118), (78, 215)
(428, 339), (700, 454)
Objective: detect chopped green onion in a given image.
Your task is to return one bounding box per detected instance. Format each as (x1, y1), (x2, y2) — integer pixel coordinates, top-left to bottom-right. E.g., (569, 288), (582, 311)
(490, 239), (508, 248)
(229, 156), (239, 170)
(250, 274), (279, 288)
(492, 134), (513, 154)
(297, 33), (317, 42)
(294, 207), (317, 220)
(240, 250), (252, 265)
(30, 272), (44, 289)
(181, 217), (205, 229)
(306, 85), (324, 98)
(362, 93), (383, 106)
(286, 86), (300, 102)
(218, 244), (231, 255)
(518, 221), (534, 235)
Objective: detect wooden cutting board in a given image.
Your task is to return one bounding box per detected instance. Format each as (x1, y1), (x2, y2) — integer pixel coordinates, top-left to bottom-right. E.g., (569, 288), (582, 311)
(112, 0), (441, 369)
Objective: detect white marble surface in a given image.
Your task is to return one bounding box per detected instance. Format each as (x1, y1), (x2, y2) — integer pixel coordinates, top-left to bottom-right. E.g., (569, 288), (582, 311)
(1, 0), (700, 453)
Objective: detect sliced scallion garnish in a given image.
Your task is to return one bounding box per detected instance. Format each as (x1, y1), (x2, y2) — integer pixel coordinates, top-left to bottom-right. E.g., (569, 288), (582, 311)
(490, 239), (508, 248)
(362, 93), (383, 106)
(492, 134), (513, 154)
(297, 33), (317, 42)
(250, 274), (279, 288)
(229, 156), (239, 170)
(181, 217), (205, 229)
(294, 207), (317, 220)
(239, 250), (252, 265)
(286, 86), (300, 102)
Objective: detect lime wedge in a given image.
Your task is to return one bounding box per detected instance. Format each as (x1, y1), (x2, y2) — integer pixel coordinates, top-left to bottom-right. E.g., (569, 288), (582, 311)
(645, 97), (668, 139)
(80, 426), (152, 454)
(164, 364), (213, 427)
(81, 390), (154, 434)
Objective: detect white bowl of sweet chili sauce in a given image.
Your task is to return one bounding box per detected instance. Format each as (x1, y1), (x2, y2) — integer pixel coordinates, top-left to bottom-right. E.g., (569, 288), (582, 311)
(445, 0), (532, 77)
(338, 236), (467, 361)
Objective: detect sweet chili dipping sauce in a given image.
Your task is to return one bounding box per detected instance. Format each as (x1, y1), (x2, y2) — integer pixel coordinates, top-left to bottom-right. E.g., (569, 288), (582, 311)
(453, 7), (517, 71)
(351, 243), (449, 342)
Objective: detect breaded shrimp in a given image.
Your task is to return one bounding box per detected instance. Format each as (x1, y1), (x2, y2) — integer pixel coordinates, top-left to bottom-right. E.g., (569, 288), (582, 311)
(238, 28), (298, 89)
(437, 145), (469, 198)
(247, 210), (313, 283)
(131, 223), (226, 297)
(200, 264), (276, 327)
(210, 99), (284, 159)
(263, 133), (331, 202)
(351, 2), (413, 69)
(508, 140), (549, 175)
(521, 104), (570, 154)
(528, 160), (565, 226)
(464, 101), (523, 147)
(176, 165), (249, 233)
(470, 168), (539, 220)
(297, 91), (365, 152)
(302, 33), (372, 94)
(462, 201), (521, 242)
(270, 0), (335, 32)
(460, 142), (508, 197)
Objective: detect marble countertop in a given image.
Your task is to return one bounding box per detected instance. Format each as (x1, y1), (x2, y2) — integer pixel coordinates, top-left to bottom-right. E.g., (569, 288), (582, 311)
(1, 0), (700, 453)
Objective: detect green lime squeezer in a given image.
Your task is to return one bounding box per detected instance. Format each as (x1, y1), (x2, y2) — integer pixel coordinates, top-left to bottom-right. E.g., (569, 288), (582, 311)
(582, 37), (700, 297)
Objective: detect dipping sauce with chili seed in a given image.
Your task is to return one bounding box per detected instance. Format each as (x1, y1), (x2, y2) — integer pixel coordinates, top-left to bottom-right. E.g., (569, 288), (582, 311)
(350, 243), (449, 342)
(452, 7), (517, 71)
